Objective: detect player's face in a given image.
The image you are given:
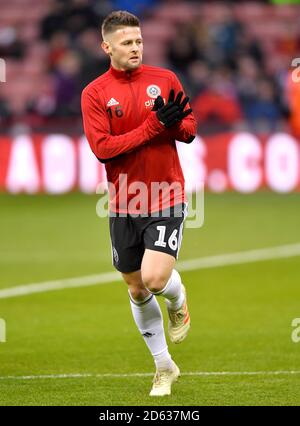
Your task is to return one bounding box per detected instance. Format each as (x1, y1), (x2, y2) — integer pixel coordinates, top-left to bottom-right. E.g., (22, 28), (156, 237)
(102, 26), (143, 71)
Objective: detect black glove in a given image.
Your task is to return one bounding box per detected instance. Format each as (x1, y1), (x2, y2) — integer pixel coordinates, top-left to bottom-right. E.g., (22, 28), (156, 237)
(173, 91), (195, 142)
(155, 90), (181, 128)
(156, 89), (193, 128)
(151, 95), (164, 111)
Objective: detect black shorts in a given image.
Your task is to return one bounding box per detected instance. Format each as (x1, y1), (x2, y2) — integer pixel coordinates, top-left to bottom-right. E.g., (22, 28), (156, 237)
(109, 203), (188, 273)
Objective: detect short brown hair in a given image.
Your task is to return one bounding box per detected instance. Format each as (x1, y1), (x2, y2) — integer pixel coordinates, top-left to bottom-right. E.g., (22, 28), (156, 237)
(101, 10), (140, 39)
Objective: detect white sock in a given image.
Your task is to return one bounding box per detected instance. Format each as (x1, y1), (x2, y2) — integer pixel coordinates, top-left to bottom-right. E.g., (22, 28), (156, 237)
(151, 269), (185, 311)
(153, 347), (173, 371)
(129, 291), (173, 370)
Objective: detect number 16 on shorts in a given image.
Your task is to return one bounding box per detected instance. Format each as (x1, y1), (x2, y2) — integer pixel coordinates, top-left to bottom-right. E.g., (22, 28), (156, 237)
(154, 226), (180, 251)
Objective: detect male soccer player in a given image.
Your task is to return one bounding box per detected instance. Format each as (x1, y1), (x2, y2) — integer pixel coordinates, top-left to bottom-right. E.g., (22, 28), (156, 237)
(81, 10), (197, 396)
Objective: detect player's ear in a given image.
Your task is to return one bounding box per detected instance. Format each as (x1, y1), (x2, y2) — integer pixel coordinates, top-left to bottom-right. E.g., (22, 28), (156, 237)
(101, 41), (112, 56)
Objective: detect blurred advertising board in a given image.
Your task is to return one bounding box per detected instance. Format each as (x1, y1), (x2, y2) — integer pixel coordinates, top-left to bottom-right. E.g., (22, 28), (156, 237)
(0, 132), (299, 193)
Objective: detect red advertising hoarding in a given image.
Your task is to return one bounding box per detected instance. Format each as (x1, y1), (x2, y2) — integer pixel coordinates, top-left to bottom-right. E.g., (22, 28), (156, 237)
(0, 132), (299, 193)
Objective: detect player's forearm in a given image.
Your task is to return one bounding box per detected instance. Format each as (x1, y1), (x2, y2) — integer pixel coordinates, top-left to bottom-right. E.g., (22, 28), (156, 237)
(85, 112), (165, 161)
(169, 72), (197, 143)
(170, 114), (197, 143)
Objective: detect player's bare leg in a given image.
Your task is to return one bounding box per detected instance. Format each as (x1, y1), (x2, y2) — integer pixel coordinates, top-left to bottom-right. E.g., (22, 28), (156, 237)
(122, 270), (149, 302)
(122, 269), (176, 396)
(142, 249), (191, 344)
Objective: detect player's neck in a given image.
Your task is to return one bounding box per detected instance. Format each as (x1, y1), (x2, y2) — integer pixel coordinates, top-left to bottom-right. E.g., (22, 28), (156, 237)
(109, 63), (143, 80)
(110, 61), (141, 73)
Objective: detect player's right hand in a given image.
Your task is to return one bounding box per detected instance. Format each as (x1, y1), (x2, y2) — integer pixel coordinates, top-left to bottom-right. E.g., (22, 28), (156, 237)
(156, 89), (193, 128)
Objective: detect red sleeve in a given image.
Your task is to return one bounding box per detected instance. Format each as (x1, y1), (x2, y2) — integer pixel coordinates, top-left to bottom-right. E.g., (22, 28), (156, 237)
(168, 72), (197, 143)
(81, 87), (165, 161)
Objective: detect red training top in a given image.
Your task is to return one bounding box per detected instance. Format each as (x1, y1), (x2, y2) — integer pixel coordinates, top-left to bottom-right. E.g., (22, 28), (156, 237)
(81, 63), (197, 214)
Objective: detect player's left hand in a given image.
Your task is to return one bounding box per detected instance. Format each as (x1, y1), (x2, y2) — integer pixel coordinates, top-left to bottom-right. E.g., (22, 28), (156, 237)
(151, 96), (164, 111)
(171, 90), (192, 119)
(165, 89), (193, 122)
(152, 90), (192, 114)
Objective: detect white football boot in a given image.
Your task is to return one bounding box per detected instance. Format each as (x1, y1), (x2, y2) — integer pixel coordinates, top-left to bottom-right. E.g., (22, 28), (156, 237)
(167, 284), (190, 344)
(149, 360), (180, 397)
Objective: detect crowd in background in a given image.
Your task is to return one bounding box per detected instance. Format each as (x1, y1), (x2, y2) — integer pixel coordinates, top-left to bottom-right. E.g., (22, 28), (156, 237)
(166, 9), (292, 135)
(0, 0), (299, 135)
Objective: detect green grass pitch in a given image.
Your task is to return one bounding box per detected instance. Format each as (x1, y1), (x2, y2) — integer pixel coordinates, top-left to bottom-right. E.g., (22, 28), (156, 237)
(0, 192), (300, 406)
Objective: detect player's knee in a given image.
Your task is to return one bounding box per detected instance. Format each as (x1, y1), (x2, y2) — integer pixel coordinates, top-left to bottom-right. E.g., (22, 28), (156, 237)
(122, 273), (149, 301)
(129, 285), (148, 302)
(142, 272), (169, 294)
